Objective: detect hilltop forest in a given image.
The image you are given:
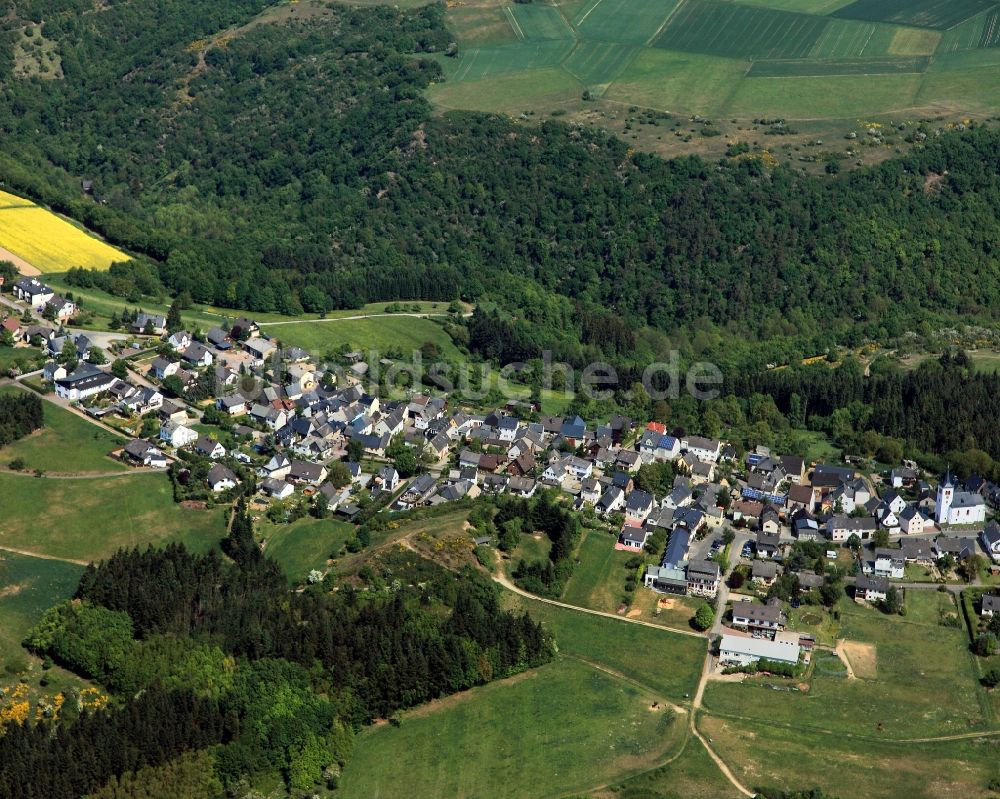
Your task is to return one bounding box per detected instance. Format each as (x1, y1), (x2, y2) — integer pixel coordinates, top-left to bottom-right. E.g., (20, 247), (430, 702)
(1, 0), (1000, 366)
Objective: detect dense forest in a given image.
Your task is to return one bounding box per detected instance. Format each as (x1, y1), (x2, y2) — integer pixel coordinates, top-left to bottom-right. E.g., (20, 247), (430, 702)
(4, 504), (552, 798)
(0, 390), (43, 446)
(2, 0), (1000, 368)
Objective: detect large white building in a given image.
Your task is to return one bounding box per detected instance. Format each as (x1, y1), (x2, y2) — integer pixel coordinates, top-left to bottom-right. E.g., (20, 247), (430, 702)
(719, 632), (800, 667)
(936, 472), (986, 526)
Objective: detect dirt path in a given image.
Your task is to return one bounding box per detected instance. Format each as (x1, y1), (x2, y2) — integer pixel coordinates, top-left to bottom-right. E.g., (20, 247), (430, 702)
(258, 310), (471, 328)
(492, 568), (703, 639)
(0, 545), (88, 566)
(833, 639), (857, 679)
(0, 466), (162, 479)
(0, 246), (40, 276)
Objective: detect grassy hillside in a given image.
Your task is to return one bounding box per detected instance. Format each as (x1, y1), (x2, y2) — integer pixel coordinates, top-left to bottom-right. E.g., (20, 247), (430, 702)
(0, 388), (128, 475)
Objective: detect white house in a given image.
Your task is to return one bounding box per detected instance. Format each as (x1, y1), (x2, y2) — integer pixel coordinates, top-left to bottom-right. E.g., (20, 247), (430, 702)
(168, 331), (192, 350)
(873, 548), (904, 579)
(206, 464), (239, 493)
(159, 420), (198, 449)
(982, 521), (1000, 563)
(681, 435), (721, 463)
(12, 277), (54, 309)
(54, 364), (117, 401)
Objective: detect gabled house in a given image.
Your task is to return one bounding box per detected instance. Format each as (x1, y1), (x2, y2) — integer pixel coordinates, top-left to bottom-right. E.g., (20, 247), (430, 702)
(616, 521), (649, 551)
(827, 515), (877, 542)
(131, 312), (167, 336)
(873, 548), (904, 579)
(159, 420), (198, 449)
(982, 594), (1000, 618)
(731, 600), (786, 635)
(681, 435), (721, 463)
(898, 504), (930, 535)
(596, 486), (626, 516)
(934, 536), (975, 561)
(982, 520), (1000, 563)
(120, 386), (163, 416)
(259, 453), (291, 479)
(194, 436), (226, 460)
(624, 489), (655, 524)
(151, 357), (179, 380)
(261, 477), (294, 500)
(206, 464), (239, 493)
(755, 531), (781, 559)
(288, 460), (328, 486)
(375, 466), (400, 493)
(217, 395), (249, 416)
(0, 316), (24, 343)
(855, 574), (888, 603)
(54, 364), (117, 401)
(759, 505), (781, 535)
(122, 439), (167, 468)
(13, 277), (54, 308)
(206, 327), (232, 350)
(751, 559), (778, 586)
(181, 341), (213, 368)
(229, 317), (260, 340)
(168, 331), (191, 350)
(687, 560), (721, 598)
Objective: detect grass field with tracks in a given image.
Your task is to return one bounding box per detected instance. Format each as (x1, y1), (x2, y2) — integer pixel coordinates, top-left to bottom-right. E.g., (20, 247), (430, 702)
(0, 472), (227, 562)
(434, 0), (1000, 125)
(338, 657), (687, 799)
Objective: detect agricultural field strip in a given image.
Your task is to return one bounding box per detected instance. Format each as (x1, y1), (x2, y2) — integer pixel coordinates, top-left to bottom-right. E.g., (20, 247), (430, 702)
(747, 56), (930, 77)
(504, 5), (525, 41)
(653, 1), (828, 60)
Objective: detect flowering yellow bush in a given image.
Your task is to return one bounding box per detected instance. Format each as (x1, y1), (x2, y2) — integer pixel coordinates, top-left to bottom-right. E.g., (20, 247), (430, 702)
(0, 683), (30, 728)
(0, 191), (128, 273)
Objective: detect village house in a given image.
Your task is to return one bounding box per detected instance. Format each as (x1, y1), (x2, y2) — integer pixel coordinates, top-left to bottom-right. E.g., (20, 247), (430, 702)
(54, 363), (117, 401)
(755, 531), (781, 559)
(159, 420), (198, 449)
(751, 560), (778, 587)
(13, 277), (54, 309)
(261, 477), (295, 500)
(131, 312), (167, 336)
(687, 560), (721, 598)
(616, 521), (649, 551)
(982, 520), (1000, 562)
(826, 515), (877, 542)
(981, 594), (1000, 618)
(122, 439), (167, 468)
(194, 436), (226, 460)
(731, 600), (786, 636)
(206, 464), (239, 493)
(682, 435), (721, 463)
(288, 460), (328, 486)
(872, 548), (905, 579)
(624, 489), (655, 524)
(855, 574), (889, 603)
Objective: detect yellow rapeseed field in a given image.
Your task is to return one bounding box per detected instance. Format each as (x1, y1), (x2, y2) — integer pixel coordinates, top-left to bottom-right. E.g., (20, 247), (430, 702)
(0, 190), (129, 273)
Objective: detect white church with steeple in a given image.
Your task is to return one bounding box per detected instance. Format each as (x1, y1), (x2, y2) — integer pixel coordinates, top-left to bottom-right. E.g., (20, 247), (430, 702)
(936, 470), (986, 526)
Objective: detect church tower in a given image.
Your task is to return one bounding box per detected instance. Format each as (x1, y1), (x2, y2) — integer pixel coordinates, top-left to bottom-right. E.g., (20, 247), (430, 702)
(936, 470), (954, 524)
